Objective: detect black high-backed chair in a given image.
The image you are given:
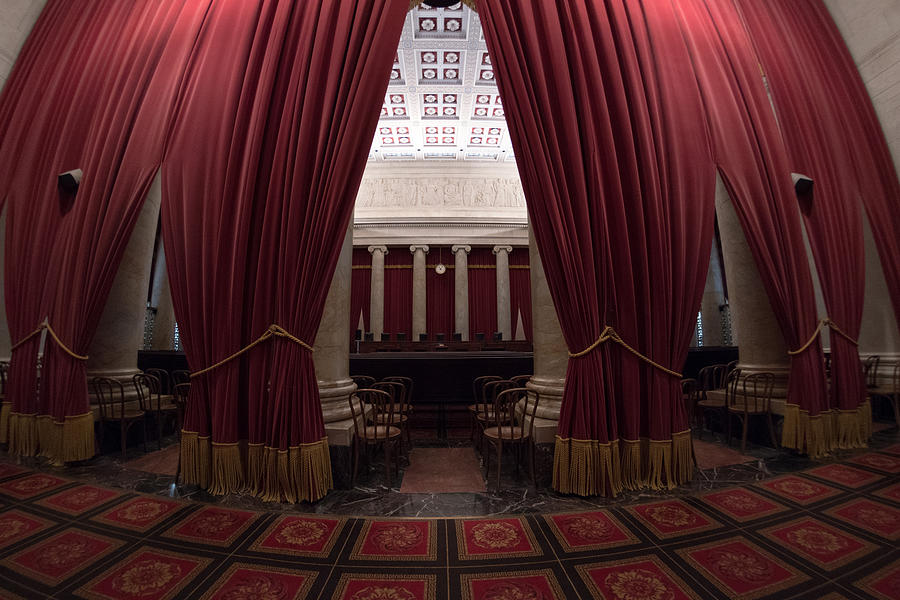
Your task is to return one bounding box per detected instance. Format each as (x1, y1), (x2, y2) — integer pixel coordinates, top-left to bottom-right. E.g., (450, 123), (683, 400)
(452, 332), (463, 342)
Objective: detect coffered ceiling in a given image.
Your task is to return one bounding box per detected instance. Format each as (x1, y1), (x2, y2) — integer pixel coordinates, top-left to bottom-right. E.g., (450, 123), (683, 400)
(368, 2), (516, 164)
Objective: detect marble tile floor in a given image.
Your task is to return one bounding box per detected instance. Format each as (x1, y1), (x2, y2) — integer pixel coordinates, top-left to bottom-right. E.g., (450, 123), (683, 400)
(1, 422), (897, 519)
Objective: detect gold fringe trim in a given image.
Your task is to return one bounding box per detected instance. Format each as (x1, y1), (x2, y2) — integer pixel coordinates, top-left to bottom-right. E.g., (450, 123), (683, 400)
(6, 412), (93, 463)
(783, 402), (871, 457)
(0, 401), (10, 444)
(553, 436), (622, 497)
(180, 434), (332, 503)
(555, 433), (694, 497)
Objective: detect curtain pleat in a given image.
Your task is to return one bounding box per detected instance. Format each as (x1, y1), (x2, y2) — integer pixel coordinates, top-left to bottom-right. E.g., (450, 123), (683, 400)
(383, 249), (413, 340)
(350, 248), (372, 342)
(468, 247), (497, 339)
(426, 246), (455, 339)
(509, 247), (532, 341)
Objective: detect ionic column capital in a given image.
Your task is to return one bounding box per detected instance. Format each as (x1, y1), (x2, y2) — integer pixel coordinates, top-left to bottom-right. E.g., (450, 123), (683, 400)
(367, 245), (388, 255)
(492, 245), (513, 255)
(451, 244), (471, 255)
(409, 245), (430, 254)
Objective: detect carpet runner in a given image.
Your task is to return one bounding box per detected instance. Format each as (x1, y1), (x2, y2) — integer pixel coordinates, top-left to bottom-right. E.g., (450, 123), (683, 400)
(0, 450), (898, 599)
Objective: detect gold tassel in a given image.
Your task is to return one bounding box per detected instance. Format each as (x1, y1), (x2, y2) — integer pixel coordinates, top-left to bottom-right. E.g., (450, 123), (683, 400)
(179, 432), (211, 488)
(9, 413), (38, 456)
(246, 443), (264, 493)
(261, 446), (281, 503)
(647, 439), (673, 491)
(672, 430), (694, 485)
(782, 404), (801, 450)
(0, 401), (10, 444)
(210, 443), (244, 495)
(61, 413), (95, 463)
(294, 439), (333, 502)
(552, 436), (621, 497)
(620, 439), (642, 490)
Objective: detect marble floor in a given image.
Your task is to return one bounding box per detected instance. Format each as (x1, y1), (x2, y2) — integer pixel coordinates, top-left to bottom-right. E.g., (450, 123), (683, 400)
(2, 421), (898, 518)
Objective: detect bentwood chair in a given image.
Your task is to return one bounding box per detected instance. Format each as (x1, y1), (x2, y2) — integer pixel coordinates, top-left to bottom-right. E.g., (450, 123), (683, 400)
(133, 373), (179, 450)
(383, 376), (414, 416)
(352, 375), (376, 389)
(145, 368), (172, 395)
(696, 364), (729, 439)
(171, 370), (191, 387)
(681, 378), (700, 466)
(482, 387), (540, 488)
(863, 355), (880, 390)
(727, 371), (777, 454)
(372, 380), (410, 451)
(869, 361), (900, 427)
(93, 376), (146, 457)
(349, 389), (402, 488)
(470, 376), (502, 441)
(475, 379), (515, 455)
(172, 383), (190, 483)
(511, 374), (532, 388)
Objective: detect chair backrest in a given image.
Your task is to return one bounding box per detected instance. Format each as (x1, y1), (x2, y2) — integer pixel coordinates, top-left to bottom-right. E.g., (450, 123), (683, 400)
(373, 380), (403, 407)
(92, 376), (126, 420)
(697, 366), (718, 391)
(863, 355), (880, 388)
(133, 373), (161, 412)
(173, 383), (190, 407)
(0, 361), (7, 396)
(734, 372), (774, 414)
(473, 375), (502, 404)
(145, 368), (170, 394)
(351, 388), (395, 441)
(681, 378), (699, 413)
(723, 368), (742, 408)
(890, 362), (900, 395)
(383, 376), (413, 404)
(482, 379), (514, 407)
(510, 374), (531, 388)
(172, 370), (191, 387)
(352, 375), (376, 389)
(492, 387), (539, 440)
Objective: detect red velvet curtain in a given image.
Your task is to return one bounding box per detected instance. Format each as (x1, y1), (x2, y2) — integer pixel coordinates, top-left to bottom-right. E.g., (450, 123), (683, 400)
(0, 0), (206, 460)
(509, 247), (532, 341)
(479, 0), (714, 495)
(426, 246), (454, 339)
(739, 0), (886, 447)
(468, 247), (497, 339)
(383, 249), (412, 339)
(674, 0), (829, 456)
(350, 248), (372, 342)
(161, 0), (405, 501)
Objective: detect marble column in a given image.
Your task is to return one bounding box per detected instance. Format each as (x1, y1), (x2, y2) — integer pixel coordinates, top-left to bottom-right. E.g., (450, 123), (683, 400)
(525, 227), (567, 444)
(368, 245), (388, 341)
(715, 174), (790, 409)
(859, 209), (900, 380)
(315, 223), (357, 446)
(452, 245), (471, 340)
(699, 236), (727, 347)
(87, 173), (162, 402)
(410, 245), (429, 339)
(149, 247), (175, 350)
(493, 245), (513, 340)
(0, 206), (10, 362)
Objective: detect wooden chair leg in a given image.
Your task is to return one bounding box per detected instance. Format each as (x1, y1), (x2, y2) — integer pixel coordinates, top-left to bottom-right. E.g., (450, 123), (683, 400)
(529, 442), (536, 488)
(496, 440), (503, 489)
(120, 421), (127, 458)
(741, 415), (749, 455)
(350, 439), (359, 488)
(891, 396), (900, 428)
(384, 440), (392, 489)
(766, 413), (780, 449)
(141, 418), (148, 453)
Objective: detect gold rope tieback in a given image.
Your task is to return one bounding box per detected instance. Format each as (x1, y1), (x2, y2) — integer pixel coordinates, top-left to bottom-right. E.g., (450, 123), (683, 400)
(788, 318), (858, 356)
(10, 321), (88, 361)
(568, 325), (682, 378)
(190, 324), (313, 379)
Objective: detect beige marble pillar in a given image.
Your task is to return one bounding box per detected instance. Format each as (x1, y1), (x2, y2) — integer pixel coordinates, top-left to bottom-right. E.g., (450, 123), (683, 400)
(715, 174), (790, 409)
(149, 247), (175, 350)
(87, 174), (162, 401)
(699, 237), (726, 347)
(859, 209), (900, 378)
(0, 206), (10, 362)
(368, 245), (388, 342)
(525, 228), (567, 443)
(410, 245), (429, 339)
(493, 245), (513, 340)
(452, 245), (471, 340)
(315, 223), (357, 445)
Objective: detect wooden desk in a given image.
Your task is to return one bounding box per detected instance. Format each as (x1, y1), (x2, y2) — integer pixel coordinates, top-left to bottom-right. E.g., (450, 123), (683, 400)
(355, 340), (533, 353)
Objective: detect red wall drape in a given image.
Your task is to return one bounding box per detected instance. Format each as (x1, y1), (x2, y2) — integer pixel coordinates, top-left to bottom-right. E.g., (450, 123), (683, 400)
(675, 0), (829, 456)
(0, 0), (206, 460)
(161, 0), (405, 501)
(383, 249), (413, 339)
(738, 0), (881, 447)
(350, 248), (372, 342)
(468, 247), (497, 339)
(508, 247), (532, 341)
(479, 0), (714, 495)
(426, 246), (454, 339)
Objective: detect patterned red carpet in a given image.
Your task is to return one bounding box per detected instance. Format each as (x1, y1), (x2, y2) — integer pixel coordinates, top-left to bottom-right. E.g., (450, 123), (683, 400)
(0, 448), (898, 599)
